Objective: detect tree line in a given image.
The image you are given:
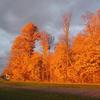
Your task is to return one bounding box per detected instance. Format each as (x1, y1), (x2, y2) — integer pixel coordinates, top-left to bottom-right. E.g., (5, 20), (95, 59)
(2, 10), (100, 83)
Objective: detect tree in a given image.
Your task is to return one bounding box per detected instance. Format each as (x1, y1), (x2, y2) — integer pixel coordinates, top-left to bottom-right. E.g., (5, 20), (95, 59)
(3, 22), (40, 81)
(72, 10), (100, 83)
(2, 10), (100, 83)
(39, 32), (52, 81)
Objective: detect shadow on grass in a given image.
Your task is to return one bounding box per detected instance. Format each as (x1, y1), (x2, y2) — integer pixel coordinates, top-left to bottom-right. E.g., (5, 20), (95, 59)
(0, 87), (99, 100)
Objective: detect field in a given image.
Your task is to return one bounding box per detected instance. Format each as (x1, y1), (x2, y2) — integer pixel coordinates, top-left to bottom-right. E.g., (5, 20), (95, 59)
(0, 80), (100, 100)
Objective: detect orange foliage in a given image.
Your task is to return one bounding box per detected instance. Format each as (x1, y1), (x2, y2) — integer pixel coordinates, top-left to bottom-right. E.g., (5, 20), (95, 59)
(72, 10), (100, 83)
(2, 10), (100, 83)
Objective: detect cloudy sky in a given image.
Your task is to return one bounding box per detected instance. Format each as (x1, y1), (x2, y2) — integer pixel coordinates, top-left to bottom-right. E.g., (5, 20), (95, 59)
(0, 0), (100, 73)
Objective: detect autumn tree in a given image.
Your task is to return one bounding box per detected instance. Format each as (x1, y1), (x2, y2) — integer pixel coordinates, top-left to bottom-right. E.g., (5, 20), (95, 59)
(2, 10), (100, 83)
(50, 14), (73, 82)
(39, 32), (53, 81)
(3, 23), (40, 81)
(50, 41), (68, 82)
(72, 10), (100, 83)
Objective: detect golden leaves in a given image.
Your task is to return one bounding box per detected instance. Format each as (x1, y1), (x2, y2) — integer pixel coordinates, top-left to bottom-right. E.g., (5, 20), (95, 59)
(2, 10), (100, 83)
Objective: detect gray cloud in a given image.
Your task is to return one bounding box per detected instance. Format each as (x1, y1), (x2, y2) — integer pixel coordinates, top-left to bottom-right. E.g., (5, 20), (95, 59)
(0, 28), (16, 73)
(0, 0), (100, 73)
(0, 0), (99, 33)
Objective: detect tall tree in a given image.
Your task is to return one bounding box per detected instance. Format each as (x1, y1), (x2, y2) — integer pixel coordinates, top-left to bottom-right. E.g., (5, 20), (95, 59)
(72, 10), (100, 83)
(3, 23), (39, 81)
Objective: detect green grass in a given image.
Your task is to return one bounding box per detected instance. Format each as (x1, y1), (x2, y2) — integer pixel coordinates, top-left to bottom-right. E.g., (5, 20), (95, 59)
(0, 87), (99, 100)
(0, 80), (100, 100)
(0, 79), (100, 89)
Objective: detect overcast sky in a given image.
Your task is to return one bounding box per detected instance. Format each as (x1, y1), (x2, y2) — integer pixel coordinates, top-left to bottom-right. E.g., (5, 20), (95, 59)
(0, 0), (100, 73)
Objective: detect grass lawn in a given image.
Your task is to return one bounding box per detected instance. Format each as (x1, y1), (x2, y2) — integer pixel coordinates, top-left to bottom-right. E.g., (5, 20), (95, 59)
(0, 79), (100, 89)
(0, 80), (100, 100)
(0, 87), (99, 100)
